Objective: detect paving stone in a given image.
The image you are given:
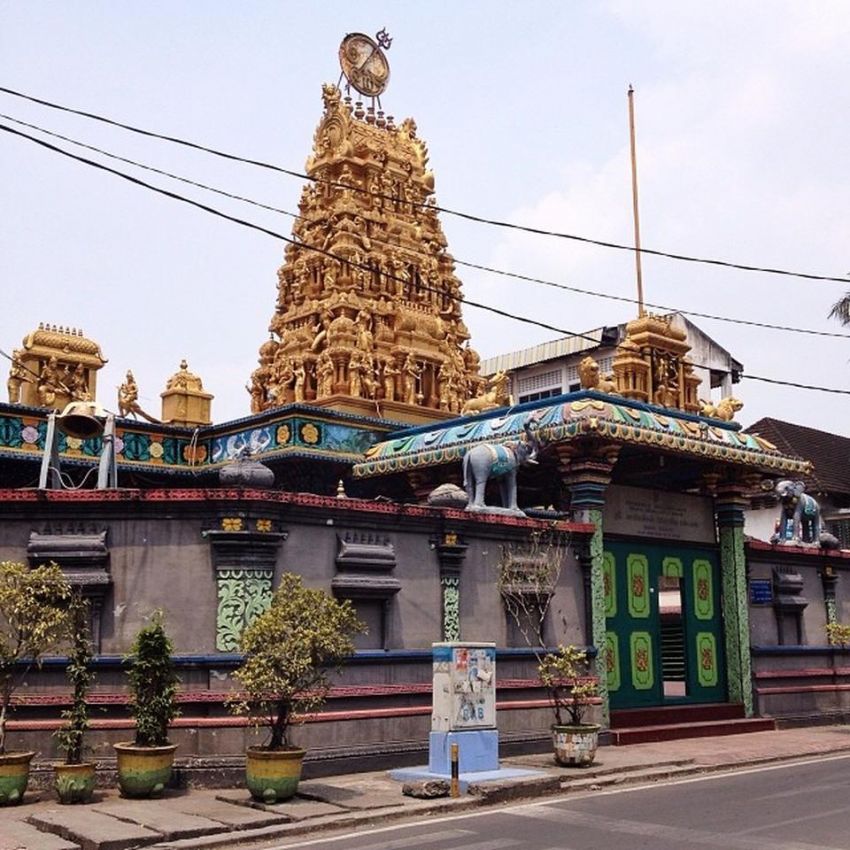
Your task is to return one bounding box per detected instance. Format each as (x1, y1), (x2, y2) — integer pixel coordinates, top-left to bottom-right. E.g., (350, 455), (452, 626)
(169, 795), (290, 828)
(26, 808), (162, 850)
(297, 780), (406, 810)
(215, 790), (346, 821)
(91, 801), (227, 841)
(0, 820), (81, 850)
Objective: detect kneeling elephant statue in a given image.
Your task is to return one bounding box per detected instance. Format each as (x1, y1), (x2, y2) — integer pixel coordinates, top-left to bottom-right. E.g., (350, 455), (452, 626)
(771, 479), (822, 545)
(463, 419), (542, 515)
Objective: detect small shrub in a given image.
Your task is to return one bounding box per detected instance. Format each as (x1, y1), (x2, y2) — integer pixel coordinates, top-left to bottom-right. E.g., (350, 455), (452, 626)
(826, 622), (850, 647)
(0, 561), (72, 754)
(538, 644), (599, 727)
(229, 573), (365, 750)
(126, 614), (179, 747)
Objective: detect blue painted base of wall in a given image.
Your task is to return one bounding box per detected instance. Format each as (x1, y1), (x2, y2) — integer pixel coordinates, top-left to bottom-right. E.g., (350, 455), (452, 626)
(428, 729), (499, 774)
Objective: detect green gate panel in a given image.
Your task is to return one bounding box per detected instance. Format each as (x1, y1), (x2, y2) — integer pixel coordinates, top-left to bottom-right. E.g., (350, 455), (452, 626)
(627, 554), (650, 618)
(630, 631), (655, 690)
(662, 556), (683, 578)
(603, 551), (617, 617)
(696, 632), (719, 687)
(605, 631), (621, 692)
(605, 541), (726, 709)
(693, 559), (714, 621)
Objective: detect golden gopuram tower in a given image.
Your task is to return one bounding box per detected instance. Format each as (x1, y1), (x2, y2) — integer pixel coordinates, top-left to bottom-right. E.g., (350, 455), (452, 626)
(249, 71), (486, 425)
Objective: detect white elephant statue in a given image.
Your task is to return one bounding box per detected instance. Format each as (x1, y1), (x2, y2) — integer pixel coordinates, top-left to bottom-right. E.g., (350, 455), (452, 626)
(771, 479), (822, 546)
(463, 419), (541, 515)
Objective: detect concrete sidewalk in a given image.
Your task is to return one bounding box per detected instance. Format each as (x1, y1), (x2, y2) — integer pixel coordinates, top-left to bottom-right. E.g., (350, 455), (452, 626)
(4, 725), (850, 850)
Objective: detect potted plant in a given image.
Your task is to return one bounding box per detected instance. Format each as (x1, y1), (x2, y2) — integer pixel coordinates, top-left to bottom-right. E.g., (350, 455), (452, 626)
(228, 573), (364, 803)
(0, 560), (71, 805)
(539, 644), (600, 767)
(54, 596), (96, 803)
(114, 613), (180, 797)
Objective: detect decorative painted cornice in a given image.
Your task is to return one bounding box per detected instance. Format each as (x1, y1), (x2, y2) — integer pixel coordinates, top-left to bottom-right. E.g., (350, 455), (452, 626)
(353, 391), (811, 479)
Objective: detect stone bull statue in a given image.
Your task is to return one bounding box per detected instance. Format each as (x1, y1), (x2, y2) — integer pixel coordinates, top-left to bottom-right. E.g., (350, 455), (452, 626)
(770, 479), (838, 548)
(463, 419), (542, 515)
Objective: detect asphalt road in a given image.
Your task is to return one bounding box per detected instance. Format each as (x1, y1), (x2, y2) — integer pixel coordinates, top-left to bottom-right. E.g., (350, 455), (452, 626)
(262, 753), (850, 850)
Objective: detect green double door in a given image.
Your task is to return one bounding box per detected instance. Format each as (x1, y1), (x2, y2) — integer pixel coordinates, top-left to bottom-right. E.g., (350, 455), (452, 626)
(603, 540), (726, 709)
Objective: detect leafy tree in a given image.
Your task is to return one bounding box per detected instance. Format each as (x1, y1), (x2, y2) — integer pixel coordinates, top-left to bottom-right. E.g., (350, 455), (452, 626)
(126, 614), (179, 747)
(229, 573), (365, 750)
(55, 596), (94, 764)
(0, 561), (72, 754)
(829, 294), (850, 327)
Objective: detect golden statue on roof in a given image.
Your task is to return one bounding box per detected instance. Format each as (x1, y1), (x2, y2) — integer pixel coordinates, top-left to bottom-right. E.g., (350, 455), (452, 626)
(250, 43), (484, 424)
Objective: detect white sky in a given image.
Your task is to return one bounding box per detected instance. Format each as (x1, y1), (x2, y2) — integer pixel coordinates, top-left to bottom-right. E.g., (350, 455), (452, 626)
(1, 2), (849, 434)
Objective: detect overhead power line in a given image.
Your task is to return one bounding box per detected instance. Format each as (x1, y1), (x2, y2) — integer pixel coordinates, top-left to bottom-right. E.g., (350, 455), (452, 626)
(2, 84), (849, 286)
(3, 120), (850, 399)
(5, 111), (848, 343)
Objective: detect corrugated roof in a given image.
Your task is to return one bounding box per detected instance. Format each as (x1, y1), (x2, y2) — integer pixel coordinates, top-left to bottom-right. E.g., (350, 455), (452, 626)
(745, 417), (850, 496)
(480, 328), (606, 375)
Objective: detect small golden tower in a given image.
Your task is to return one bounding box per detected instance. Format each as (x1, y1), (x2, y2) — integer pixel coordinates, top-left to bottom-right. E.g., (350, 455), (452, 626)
(611, 314), (701, 412)
(8, 324), (107, 409)
(249, 78), (484, 424)
(160, 360), (213, 427)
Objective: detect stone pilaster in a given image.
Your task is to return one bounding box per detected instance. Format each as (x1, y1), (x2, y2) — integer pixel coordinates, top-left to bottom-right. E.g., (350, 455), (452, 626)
(821, 564), (839, 628)
(558, 445), (619, 728)
(715, 488), (753, 716)
(432, 530), (468, 642)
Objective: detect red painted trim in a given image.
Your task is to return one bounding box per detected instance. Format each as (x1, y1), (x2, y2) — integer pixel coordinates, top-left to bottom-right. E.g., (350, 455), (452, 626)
(746, 539), (850, 560)
(756, 683), (850, 695)
(6, 696), (573, 732)
(754, 667), (850, 680)
(0, 488), (593, 533)
(11, 678), (551, 708)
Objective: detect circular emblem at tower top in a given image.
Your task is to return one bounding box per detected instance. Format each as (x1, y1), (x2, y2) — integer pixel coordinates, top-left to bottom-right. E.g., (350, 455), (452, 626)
(338, 30), (391, 98)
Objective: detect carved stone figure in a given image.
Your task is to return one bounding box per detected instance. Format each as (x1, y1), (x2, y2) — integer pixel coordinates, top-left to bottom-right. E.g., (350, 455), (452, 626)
(6, 349), (30, 404)
(771, 480), (823, 546)
(462, 419), (542, 515)
(402, 353), (420, 405)
(460, 371), (512, 416)
(578, 356), (617, 394)
(118, 370), (139, 418)
(293, 359), (306, 403)
(37, 356), (62, 407)
(316, 350), (335, 397)
(69, 363), (90, 401)
(699, 397), (743, 422)
(382, 359), (399, 402)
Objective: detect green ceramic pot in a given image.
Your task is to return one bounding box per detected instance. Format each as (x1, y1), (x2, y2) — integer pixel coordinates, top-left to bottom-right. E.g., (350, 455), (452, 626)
(53, 761), (96, 804)
(0, 751), (34, 806)
(245, 746), (305, 803)
(114, 742), (177, 798)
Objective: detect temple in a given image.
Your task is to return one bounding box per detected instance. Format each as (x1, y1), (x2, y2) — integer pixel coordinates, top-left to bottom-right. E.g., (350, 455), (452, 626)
(248, 84), (484, 425)
(1, 41), (849, 787)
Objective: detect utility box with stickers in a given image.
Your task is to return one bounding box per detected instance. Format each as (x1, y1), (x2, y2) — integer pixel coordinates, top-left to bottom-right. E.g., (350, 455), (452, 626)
(429, 641), (498, 774)
(432, 642), (496, 731)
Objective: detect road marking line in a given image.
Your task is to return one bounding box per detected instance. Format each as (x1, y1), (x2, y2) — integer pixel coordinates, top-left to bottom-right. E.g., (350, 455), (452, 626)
(263, 753), (850, 849)
(266, 827), (475, 850)
(735, 803), (850, 836)
(508, 805), (845, 850)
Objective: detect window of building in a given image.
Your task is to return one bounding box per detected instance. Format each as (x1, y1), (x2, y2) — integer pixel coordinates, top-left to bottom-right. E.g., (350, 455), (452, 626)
(518, 387), (562, 404)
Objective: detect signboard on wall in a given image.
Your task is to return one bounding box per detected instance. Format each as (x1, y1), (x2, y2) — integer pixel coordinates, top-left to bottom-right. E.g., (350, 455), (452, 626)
(605, 485), (716, 544)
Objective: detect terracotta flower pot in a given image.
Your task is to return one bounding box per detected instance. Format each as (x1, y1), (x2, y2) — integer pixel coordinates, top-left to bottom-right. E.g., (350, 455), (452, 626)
(0, 751), (34, 806)
(552, 724), (600, 767)
(53, 761), (96, 804)
(113, 742), (178, 798)
(245, 746), (305, 803)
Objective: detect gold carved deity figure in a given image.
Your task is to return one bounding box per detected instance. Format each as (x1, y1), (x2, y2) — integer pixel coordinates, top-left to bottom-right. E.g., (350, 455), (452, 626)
(37, 356), (63, 407)
(6, 349), (31, 404)
(118, 370), (140, 417)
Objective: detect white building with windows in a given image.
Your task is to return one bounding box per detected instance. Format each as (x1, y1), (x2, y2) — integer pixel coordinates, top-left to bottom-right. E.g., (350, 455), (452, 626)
(481, 313), (742, 405)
